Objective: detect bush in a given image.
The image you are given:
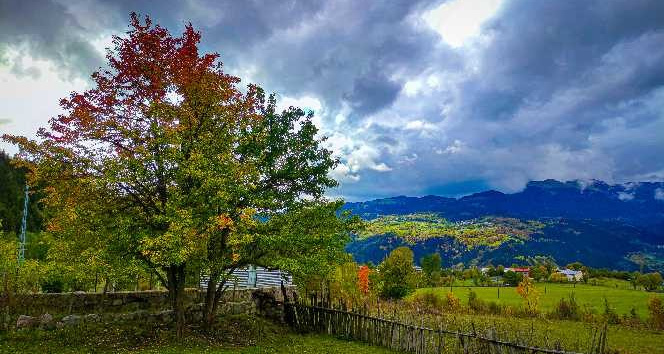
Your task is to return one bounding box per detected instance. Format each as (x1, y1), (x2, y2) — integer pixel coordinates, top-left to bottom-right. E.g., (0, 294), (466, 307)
(41, 278), (64, 293)
(549, 272), (568, 283)
(648, 296), (664, 330)
(467, 290), (486, 312)
(550, 294), (580, 321)
(603, 297), (620, 325)
(638, 272), (663, 292)
(502, 271), (523, 286)
(412, 290), (444, 310)
(445, 292), (461, 311)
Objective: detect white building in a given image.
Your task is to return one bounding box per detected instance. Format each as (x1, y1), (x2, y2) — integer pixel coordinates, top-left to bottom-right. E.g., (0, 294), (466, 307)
(557, 269), (583, 282)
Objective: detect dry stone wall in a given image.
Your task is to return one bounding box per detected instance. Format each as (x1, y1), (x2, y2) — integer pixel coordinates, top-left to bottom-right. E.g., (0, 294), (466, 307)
(2, 287), (295, 330)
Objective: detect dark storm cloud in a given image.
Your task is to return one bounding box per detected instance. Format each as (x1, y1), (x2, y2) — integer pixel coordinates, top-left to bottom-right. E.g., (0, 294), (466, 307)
(3, 0), (664, 199)
(0, 0), (111, 79)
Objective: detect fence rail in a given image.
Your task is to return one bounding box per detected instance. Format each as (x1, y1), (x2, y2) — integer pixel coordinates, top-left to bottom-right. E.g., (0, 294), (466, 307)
(285, 303), (606, 354)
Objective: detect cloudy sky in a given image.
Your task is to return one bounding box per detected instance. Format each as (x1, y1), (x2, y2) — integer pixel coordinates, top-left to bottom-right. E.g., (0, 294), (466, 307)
(1, 0), (664, 200)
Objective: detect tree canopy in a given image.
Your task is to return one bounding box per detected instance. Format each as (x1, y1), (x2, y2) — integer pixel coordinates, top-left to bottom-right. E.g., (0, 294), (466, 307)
(3, 13), (354, 334)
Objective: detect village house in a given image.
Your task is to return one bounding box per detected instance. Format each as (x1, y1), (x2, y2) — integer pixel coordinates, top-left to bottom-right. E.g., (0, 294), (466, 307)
(505, 267), (531, 277)
(556, 268), (583, 282)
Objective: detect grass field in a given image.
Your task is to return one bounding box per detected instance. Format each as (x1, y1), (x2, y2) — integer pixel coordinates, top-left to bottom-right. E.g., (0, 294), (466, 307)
(412, 279), (664, 318)
(409, 311), (664, 354)
(0, 315), (399, 354)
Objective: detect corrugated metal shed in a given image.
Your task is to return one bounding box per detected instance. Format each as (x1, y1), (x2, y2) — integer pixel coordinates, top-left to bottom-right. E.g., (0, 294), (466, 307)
(200, 265), (293, 289)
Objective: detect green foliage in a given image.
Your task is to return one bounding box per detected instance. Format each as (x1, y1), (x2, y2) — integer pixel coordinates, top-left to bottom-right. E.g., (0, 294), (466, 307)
(378, 246), (417, 299)
(420, 253), (442, 286)
(550, 294), (581, 320)
(502, 270), (523, 286)
(328, 261), (363, 307)
(648, 296), (664, 330)
(3, 15), (350, 331)
(637, 272), (662, 292)
(529, 265), (548, 281)
(421, 253), (441, 275)
(567, 261), (584, 271)
(0, 152), (42, 234)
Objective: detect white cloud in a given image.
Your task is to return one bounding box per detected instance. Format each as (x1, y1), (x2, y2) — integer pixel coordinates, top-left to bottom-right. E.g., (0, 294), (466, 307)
(423, 0), (504, 47)
(0, 51), (87, 154)
(618, 192), (635, 201)
(276, 94), (324, 129)
(371, 163), (393, 172)
(404, 120), (437, 131)
(435, 139), (465, 154)
(655, 188), (664, 201)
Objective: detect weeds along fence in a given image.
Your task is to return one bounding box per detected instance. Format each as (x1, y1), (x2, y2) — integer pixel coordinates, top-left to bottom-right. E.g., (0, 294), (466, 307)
(284, 300), (609, 354)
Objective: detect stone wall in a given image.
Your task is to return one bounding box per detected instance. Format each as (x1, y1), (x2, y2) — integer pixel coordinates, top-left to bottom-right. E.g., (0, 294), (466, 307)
(2, 286), (296, 330)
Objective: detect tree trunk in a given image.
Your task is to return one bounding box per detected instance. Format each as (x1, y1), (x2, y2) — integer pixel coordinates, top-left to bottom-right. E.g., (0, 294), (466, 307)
(204, 270), (219, 328)
(168, 264), (187, 338)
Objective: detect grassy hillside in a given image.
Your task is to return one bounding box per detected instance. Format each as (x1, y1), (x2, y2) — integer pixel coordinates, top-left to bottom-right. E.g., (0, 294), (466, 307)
(348, 214), (664, 271)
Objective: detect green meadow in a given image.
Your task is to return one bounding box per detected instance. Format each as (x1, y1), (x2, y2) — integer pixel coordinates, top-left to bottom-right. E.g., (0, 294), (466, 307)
(412, 279), (664, 318)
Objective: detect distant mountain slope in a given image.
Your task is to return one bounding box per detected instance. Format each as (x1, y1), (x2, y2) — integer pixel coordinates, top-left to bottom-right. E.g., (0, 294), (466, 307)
(344, 180), (664, 271)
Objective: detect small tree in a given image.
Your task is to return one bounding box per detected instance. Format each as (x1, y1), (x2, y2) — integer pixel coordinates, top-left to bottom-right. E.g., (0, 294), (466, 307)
(566, 262), (584, 271)
(420, 253), (442, 286)
(378, 247), (416, 299)
(638, 272), (663, 292)
(503, 270), (523, 286)
(630, 271), (641, 290)
(516, 277), (540, 315)
(529, 265), (548, 281)
(357, 265), (370, 296)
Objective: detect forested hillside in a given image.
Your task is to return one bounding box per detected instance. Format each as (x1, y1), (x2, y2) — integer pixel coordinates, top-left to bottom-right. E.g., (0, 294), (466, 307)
(0, 152), (42, 234)
(345, 180), (664, 271)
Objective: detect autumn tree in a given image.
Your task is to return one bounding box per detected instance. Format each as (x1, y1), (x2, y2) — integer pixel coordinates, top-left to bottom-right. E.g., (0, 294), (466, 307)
(357, 265), (370, 295)
(516, 277), (540, 315)
(4, 14), (351, 335)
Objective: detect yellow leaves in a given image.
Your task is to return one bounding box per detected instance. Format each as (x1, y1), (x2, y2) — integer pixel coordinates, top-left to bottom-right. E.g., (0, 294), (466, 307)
(215, 214), (234, 231)
(516, 277), (540, 314)
(231, 252), (240, 263)
(139, 209), (209, 266)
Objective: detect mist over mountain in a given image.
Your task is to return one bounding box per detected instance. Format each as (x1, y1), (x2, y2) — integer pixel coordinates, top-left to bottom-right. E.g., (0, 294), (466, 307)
(344, 180), (664, 271)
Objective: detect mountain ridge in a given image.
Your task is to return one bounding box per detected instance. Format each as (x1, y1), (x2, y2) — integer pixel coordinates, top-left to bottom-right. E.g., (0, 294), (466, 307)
(343, 179), (664, 271)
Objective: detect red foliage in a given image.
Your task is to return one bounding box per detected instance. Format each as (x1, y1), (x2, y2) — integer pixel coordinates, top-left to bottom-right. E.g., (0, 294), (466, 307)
(41, 12), (258, 160)
(358, 265), (370, 295)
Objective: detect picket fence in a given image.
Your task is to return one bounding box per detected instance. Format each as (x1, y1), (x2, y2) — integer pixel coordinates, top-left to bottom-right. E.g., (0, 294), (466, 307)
(284, 301), (609, 354)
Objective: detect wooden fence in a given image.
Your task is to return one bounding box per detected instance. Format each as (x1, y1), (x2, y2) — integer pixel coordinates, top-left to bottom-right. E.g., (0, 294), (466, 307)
(285, 303), (608, 354)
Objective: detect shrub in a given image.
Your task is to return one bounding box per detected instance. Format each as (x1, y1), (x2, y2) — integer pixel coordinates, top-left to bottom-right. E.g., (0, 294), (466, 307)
(603, 297), (620, 324)
(445, 292), (461, 311)
(468, 290), (486, 312)
(550, 294), (580, 320)
(41, 278), (64, 293)
(648, 296), (664, 330)
(412, 290), (444, 311)
(638, 272), (663, 292)
(502, 271), (523, 286)
(549, 272), (568, 283)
